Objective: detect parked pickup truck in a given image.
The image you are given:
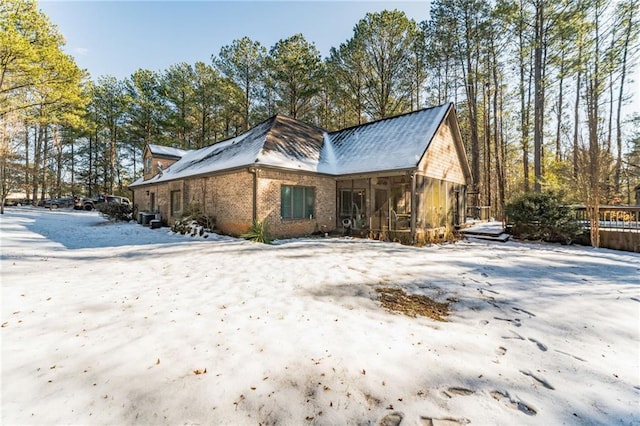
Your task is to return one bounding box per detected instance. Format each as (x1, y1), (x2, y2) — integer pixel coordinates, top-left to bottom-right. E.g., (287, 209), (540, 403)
(74, 195), (131, 211)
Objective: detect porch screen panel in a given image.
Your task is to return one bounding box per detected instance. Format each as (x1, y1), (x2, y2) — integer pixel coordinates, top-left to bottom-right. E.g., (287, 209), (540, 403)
(439, 181), (447, 226)
(340, 190), (352, 217)
(422, 178), (434, 228)
(448, 183), (457, 226)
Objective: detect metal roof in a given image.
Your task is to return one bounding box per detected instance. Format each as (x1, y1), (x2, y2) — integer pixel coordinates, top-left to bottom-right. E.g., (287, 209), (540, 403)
(131, 103), (458, 187)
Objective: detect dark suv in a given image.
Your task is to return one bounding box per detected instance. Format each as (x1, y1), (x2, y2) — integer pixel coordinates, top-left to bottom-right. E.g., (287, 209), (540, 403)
(74, 195), (131, 211)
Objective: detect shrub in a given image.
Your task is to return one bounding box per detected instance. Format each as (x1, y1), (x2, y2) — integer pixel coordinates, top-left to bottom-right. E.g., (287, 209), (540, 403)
(240, 220), (272, 244)
(505, 191), (581, 244)
(171, 204), (216, 236)
(97, 202), (133, 222)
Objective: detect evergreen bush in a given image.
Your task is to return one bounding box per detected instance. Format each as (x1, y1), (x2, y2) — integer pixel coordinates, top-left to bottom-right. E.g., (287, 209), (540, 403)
(505, 191), (581, 244)
(97, 202), (133, 222)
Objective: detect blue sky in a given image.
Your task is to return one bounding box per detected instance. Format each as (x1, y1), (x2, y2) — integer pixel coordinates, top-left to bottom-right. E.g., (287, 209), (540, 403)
(39, 1), (430, 81)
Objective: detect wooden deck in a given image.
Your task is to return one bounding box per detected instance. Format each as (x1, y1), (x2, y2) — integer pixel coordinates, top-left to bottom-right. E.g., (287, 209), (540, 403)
(460, 221), (510, 242)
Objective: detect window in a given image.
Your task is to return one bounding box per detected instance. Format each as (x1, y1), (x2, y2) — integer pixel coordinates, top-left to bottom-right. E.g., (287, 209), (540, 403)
(144, 156), (152, 174)
(171, 190), (182, 215)
(281, 185), (314, 219)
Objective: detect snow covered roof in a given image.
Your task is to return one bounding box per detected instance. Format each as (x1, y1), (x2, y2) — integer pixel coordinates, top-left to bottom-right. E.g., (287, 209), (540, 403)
(322, 103), (452, 175)
(131, 103), (457, 186)
(147, 144), (189, 159)
(132, 116), (325, 186)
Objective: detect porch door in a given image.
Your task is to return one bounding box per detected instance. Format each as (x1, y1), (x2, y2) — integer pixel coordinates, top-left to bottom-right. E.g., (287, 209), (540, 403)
(373, 188), (389, 230)
(339, 189), (366, 229)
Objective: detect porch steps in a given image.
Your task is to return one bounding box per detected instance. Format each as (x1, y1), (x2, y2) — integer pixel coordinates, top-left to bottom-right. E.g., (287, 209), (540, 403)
(460, 221), (510, 242)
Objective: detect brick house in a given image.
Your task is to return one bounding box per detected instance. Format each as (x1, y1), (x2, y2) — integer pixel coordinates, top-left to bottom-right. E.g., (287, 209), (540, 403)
(129, 102), (472, 242)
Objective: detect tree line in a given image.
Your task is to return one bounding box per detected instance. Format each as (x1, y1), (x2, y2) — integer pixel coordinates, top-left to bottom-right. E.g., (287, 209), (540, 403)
(1, 0), (639, 227)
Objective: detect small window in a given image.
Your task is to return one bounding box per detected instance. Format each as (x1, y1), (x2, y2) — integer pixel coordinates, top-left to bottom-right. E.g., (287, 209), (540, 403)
(281, 185), (314, 219)
(171, 190), (182, 215)
(144, 156), (152, 174)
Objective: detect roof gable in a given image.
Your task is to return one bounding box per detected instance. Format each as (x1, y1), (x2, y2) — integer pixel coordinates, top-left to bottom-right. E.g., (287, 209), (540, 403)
(321, 103), (451, 175)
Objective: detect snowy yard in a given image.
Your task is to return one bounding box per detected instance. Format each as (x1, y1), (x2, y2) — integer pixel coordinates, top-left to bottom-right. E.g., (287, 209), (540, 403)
(1, 207), (639, 425)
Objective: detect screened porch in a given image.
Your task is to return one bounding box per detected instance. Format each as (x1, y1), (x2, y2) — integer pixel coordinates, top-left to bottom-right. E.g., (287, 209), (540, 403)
(336, 175), (465, 241)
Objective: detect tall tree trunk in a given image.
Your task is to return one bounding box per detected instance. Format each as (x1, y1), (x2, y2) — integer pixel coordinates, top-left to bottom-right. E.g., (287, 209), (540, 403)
(457, 8), (481, 210)
(40, 126), (48, 202)
(555, 49), (565, 161)
(483, 74), (491, 212)
(109, 122), (117, 194)
(32, 123), (43, 203)
(518, 1), (531, 192)
(585, 2), (602, 248)
(614, 1), (635, 194)
(573, 41), (582, 178)
(492, 44), (505, 219)
(533, 0), (544, 192)
(54, 126), (62, 197)
(23, 120), (30, 201)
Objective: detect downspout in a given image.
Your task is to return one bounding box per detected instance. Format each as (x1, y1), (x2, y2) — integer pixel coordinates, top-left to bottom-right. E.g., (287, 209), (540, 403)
(249, 166), (257, 222)
(410, 171), (416, 244)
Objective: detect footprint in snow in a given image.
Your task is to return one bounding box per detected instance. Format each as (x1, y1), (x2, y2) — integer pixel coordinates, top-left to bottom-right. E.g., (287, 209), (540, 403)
(502, 331), (525, 340)
(528, 338), (548, 352)
(494, 316), (522, 327)
(441, 387), (475, 398)
(420, 416), (470, 425)
(490, 390), (537, 416)
(379, 411), (403, 426)
(496, 346), (507, 356)
(520, 370), (555, 390)
(512, 307), (535, 317)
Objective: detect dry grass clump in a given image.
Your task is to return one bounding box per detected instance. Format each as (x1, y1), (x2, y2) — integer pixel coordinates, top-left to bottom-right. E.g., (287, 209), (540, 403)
(376, 287), (449, 321)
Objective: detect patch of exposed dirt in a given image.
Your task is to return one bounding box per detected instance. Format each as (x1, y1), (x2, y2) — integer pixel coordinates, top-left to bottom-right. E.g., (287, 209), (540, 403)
(376, 287), (449, 321)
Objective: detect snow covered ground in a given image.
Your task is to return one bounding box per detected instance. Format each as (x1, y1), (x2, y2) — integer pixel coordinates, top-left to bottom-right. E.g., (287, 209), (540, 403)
(1, 207), (639, 425)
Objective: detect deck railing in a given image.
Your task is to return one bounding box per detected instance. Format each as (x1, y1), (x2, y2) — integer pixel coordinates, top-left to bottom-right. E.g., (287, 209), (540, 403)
(572, 205), (640, 232)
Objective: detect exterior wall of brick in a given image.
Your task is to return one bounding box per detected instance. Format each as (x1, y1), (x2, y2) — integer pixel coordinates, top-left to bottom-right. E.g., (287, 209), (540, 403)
(418, 115), (468, 185)
(182, 171), (254, 236)
(131, 183), (167, 216)
(256, 168), (336, 237)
